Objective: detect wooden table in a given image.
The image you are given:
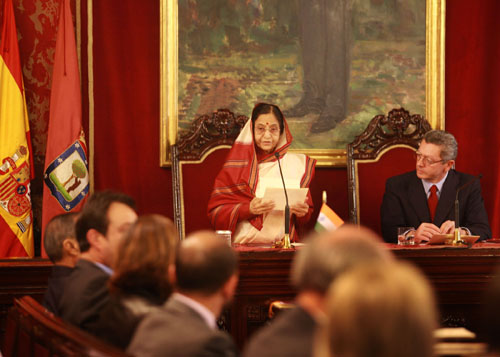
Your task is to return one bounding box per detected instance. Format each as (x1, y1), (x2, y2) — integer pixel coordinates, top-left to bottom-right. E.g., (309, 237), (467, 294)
(1, 244), (500, 349)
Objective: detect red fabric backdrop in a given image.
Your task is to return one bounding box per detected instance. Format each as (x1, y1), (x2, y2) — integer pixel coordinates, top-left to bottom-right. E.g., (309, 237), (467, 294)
(92, 1), (173, 216)
(9, 0), (500, 254)
(445, 0), (500, 237)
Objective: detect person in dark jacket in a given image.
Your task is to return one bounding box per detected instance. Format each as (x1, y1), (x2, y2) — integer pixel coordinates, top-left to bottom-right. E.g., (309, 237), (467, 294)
(42, 212), (80, 315)
(94, 214), (178, 349)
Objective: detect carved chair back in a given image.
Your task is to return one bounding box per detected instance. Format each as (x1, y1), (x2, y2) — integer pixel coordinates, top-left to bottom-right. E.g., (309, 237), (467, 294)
(347, 108), (432, 234)
(2, 295), (128, 356)
(171, 109), (248, 239)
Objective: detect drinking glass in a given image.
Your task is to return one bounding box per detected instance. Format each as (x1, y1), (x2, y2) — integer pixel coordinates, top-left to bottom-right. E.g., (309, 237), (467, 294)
(397, 227), (416, 245)
(216, 230), (232, 247)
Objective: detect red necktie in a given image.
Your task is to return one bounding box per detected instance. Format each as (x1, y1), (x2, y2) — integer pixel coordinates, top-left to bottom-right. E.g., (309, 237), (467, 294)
(428, 185), (438, 221)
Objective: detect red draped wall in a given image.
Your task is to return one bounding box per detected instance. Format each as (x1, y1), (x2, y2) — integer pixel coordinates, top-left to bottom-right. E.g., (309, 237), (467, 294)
(91, 1), (173, 216)
(445, 0), (500, 237)
(9, 0), (500, 254)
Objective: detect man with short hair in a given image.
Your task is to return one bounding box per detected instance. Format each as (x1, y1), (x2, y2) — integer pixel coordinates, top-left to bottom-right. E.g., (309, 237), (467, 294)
(59, 190), (137, 332)
(243, 225), (391, 357)
(381, 130), (491, 243)
(128, 230), (239, 357)
(42, 212), (80, 315)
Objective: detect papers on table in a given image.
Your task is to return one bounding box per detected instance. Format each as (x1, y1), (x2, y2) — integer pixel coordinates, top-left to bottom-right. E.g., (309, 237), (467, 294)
(262, 187), (308, 210)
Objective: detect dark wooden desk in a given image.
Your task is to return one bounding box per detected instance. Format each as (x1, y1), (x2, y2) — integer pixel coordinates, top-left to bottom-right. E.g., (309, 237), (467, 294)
(230, 244), (500, 348)
(1, 245), (500, 350)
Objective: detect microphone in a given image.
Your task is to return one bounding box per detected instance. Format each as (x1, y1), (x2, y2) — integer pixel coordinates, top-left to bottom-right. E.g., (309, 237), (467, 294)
(274, 152), (291, 249)
(454, 174), (482, 229)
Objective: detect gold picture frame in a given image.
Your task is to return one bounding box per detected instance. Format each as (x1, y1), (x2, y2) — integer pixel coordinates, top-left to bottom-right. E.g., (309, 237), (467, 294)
(160, 0), (445, 167)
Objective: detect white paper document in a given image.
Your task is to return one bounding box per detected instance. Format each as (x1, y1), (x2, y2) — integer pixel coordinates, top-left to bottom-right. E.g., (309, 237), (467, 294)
(263, 187), (309, 210)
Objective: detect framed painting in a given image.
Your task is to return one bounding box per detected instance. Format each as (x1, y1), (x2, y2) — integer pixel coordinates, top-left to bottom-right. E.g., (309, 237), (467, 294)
(160, 0), (445, 167)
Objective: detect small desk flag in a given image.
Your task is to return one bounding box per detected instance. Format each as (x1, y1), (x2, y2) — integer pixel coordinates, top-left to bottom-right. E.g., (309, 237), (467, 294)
(314, 202), (344, 232)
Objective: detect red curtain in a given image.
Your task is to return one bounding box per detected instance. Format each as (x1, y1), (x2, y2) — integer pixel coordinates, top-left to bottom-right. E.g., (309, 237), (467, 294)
(446, 0), (500, 237)
(92, 1), (173, 216)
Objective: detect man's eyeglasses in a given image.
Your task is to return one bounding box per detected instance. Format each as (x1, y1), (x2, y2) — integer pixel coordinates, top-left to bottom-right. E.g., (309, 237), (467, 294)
(414, 151), (445, 166)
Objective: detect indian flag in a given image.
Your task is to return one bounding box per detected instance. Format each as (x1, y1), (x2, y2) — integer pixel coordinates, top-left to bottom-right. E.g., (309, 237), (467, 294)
(315, 203), (344, 232)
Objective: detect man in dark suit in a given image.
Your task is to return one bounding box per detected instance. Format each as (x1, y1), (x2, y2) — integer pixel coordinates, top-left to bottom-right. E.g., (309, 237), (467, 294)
(58, 191), (137, 333)
(243, 225), (391, 357)
(381, 130), (491, 243)
(43, 212), (80, 315)
(128, 230), (239, 357)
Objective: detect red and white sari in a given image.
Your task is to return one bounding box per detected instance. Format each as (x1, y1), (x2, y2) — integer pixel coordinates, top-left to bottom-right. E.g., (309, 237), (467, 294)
(207, 117), (316, 244)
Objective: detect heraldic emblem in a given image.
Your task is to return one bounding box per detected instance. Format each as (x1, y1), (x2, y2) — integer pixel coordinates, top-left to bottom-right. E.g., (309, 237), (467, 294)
(0, 145), (32, 233)
(44, 138), (89, 211)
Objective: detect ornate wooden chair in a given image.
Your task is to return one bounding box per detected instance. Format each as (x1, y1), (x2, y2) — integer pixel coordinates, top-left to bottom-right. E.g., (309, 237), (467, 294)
(171, 109), (248, 239)
(347, 108), (432, 235)
(2, 295), (128, 357)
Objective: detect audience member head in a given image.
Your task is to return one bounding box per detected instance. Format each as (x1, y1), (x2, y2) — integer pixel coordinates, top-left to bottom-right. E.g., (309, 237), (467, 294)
(75, 190), (137, 266)
(319, 261), (437, 357)
(175, 230), (238, 308)
(480, 267), (500, 353)
(291, 224), (391, 295)
(109, 214), (178, 302)
(44, 212), (80, 266)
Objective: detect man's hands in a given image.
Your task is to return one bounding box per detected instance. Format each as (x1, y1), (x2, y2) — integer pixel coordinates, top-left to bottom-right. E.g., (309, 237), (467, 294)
(414, 220), (468, 243)
(414, 223), (441, 243)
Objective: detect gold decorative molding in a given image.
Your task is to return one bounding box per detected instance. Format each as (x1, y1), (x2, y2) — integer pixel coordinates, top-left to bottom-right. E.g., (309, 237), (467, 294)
(160, 0), (178, 167)
(426, 0), (446, 130)
(87, 0), (94, 192)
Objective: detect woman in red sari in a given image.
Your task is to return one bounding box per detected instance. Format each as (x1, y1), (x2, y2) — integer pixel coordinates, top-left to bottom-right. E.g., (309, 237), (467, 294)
(207, 103), (316, 244)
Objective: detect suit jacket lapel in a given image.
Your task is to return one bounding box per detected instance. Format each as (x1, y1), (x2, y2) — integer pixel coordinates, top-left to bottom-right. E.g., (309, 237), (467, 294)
(408, 172), (431, 223)
(434, 170), (458, 224)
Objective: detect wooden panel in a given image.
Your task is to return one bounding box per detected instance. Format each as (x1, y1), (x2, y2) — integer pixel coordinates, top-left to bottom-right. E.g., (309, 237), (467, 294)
(0, 259), (52, 346)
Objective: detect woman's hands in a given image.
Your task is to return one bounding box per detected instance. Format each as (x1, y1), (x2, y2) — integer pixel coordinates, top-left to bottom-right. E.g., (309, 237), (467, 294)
(250, 197), (309, 218)
(249, 197), (275, 215)
(290, 202), (309, 217)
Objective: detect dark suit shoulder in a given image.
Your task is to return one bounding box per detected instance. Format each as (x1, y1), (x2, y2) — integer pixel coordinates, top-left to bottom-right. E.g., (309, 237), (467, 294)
(449, 170), (475, 184)
(129, 298), (238, 357)
(243, 307), (316, 357)
(43, 265), (75, 315)
(386, 170), (418, 186)
(59, 259), (110, 330)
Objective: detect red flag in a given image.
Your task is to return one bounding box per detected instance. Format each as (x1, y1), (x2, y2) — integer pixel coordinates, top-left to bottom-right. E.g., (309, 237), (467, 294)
(0, 0), (34, 257)
(42, 0), (89, 257)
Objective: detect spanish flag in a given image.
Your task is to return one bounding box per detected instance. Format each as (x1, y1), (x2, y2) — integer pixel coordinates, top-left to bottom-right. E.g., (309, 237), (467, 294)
(42, 0), (89, 257)
(0, 0), (34, 257)
(314, 202), (344, 232)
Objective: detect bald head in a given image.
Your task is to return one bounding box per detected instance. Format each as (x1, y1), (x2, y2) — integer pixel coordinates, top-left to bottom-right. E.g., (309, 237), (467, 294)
(291, 224), (392, 293)
(176, 230), (238, 295)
